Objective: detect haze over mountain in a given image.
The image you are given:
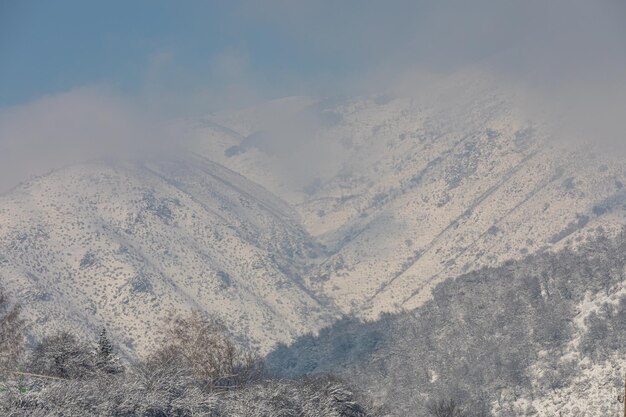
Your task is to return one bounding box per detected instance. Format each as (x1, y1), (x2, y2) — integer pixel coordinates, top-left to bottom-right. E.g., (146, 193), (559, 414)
(192, 82), (626, 318)
(2, 79), (626, 359)
(2, 2), (626, 415)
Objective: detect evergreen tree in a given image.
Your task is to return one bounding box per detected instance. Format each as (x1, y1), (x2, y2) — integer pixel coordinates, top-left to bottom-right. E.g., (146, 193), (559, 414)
(95, 327), (122, 374)
(97, 328), (113, 359)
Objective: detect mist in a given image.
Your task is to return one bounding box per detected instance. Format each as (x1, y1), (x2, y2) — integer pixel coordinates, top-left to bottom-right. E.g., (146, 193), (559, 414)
(0, 88), (180, 193)
(1, 0), (625, 192)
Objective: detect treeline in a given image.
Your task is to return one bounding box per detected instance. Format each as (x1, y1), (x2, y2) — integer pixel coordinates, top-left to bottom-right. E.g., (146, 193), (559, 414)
(0, 303), (380, 417)
(268, 231), (626, 416)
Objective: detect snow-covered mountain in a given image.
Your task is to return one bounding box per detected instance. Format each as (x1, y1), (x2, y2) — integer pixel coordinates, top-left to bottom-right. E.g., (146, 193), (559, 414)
(191, 85), (626, 319)
(0, 156), (337, 354)
(3, 81), (626, 362)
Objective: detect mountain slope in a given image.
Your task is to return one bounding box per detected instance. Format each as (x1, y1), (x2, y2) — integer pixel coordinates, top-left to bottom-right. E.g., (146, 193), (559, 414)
(266, 231), (626, 416)
(4, 84), (626, 359)
(191, 86), (626, 318)
(0, 156), (336, 354)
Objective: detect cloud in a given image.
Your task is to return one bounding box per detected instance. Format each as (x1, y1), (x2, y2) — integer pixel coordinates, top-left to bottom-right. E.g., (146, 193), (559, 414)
(241, 0), (626, 151)
(137, 47), (268, 117)
(0, 87), (180, 193)
(242, 0), (625, 77)
(246, 99), (346, 186)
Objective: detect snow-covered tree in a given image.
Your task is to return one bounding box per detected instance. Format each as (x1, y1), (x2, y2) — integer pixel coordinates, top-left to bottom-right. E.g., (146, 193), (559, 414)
(0, 289), (26, 377)
(149, 310), (263, 388)
(95, 327), (123, 374)
(28, 331), (95, 379)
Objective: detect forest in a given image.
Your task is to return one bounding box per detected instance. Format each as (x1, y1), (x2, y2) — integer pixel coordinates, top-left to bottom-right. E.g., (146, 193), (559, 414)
(268, 230), (626, 416)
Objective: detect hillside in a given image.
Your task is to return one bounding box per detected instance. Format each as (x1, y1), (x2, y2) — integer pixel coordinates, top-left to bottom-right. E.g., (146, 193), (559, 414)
(4, 85), (626, 359)
(191, 86), (626, 318)
(0, 156), (337, 354)
(267, 231), (626, 416)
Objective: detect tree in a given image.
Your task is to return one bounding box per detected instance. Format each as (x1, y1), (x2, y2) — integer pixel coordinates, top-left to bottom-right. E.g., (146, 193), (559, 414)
(0, 289), (26, 377)
(95, 327), (123, 374)
(149, 311), (263, 388)
(427, 399), (465, 417)
(28, 331), (95, 379)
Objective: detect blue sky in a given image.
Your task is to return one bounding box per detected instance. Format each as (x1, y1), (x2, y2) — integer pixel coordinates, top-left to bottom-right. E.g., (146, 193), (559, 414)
(3, 1), (379, 109)
(1, 1), (288, 106)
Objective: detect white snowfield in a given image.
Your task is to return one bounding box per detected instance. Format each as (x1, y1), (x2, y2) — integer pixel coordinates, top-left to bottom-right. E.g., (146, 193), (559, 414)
(2, 82), (626, 373)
